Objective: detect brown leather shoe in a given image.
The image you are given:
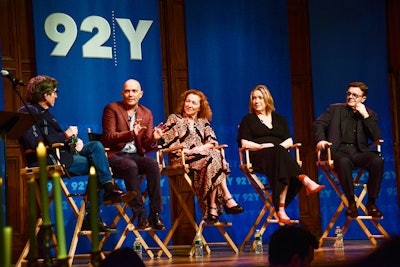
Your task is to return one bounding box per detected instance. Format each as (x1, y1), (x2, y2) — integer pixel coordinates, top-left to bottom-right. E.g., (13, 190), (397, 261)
(137, 215), (150, 229)
(149, 212), (166, 230)
(344, 202), (358, 218)
(366, 203), (383, 218)
(103, 190), (137, 205)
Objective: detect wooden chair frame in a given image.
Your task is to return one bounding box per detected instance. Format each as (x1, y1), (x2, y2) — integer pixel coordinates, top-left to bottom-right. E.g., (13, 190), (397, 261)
(16, 144), (105, 267)
(238, 144), (302, 252)
(317, 140), (390, 247)
(87, 128), (172, 259)
(156, 145), (239, 257)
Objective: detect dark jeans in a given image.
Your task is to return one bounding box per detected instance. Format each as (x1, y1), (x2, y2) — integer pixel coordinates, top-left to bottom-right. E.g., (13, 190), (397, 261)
(333, 144), (384, 200)
(109, 152), (162, 216)
(67, 141), (114, 212)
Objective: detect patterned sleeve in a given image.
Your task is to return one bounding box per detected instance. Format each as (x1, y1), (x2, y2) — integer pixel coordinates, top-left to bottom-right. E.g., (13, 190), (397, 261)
(159, 114), (181, 148)
(203, 119), (218, 145)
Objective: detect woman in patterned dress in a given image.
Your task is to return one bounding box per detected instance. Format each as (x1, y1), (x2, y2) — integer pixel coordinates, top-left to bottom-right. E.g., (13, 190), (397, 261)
(159, 89), (244, 223)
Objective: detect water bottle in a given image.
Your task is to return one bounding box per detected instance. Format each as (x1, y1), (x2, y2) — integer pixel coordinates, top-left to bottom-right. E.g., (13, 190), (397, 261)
(334, 226), (344, 249)
(194, 233), (203, 257)
(134, 237), (143, 258)
(254, 229), (263, 254)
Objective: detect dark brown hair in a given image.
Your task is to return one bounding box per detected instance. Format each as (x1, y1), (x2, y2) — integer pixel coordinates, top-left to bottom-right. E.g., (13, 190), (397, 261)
(26, 75), (58, 103)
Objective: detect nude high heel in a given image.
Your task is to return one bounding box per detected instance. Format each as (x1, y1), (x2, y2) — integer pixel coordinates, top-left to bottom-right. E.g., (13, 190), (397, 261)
(298, 174), (325, 196)
(277, 203), (291, 224)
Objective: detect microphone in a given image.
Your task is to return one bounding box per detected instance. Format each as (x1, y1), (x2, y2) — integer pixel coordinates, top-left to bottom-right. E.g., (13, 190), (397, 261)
(1, 69), (26, 86)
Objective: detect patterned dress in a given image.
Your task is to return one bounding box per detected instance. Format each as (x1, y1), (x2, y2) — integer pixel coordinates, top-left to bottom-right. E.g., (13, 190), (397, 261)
(159, 114), (230, 217)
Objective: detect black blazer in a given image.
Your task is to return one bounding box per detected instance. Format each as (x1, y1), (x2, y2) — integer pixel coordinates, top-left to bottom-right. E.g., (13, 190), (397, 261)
(313, 103), (381, 155)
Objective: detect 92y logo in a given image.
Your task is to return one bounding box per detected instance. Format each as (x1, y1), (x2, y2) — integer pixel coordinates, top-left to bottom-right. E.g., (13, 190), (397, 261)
(44, 12), (153, 60)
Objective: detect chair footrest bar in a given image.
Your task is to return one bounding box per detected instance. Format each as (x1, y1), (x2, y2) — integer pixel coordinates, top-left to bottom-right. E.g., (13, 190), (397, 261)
(370, 234), (385, 238)
(204, 222), (233, 227)
(353, 216), (383, 220)
(205, 242), (235, 246)
(267, 219), (300, 223)
(320, 237), (337, 241)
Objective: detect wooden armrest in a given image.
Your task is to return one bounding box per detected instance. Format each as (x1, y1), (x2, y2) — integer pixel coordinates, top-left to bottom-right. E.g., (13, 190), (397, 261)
(24, 143), (64, 155)
(216, 144), (228, 149)
(289, 143), (302, 167)
(289, 143), (302, 150)
(157, 145), (186, 169)
(158, 145), (185, 155)
(52, 143), (65, 148)
(369, 139), (384, 153)
(316, 142), (333, 164)
(370, 139), (383, 146)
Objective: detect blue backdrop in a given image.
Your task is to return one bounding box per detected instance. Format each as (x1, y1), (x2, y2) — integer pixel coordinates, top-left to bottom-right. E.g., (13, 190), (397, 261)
(185, 0), (296, 245)
(29, 0), (399, 255)
(32, 0), (167, 252)
(309, 0), (399, 239)
(185, 0), (399, 245)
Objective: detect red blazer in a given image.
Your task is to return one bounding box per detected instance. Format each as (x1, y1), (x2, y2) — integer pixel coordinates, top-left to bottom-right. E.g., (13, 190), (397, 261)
(101, 101), (157, 157)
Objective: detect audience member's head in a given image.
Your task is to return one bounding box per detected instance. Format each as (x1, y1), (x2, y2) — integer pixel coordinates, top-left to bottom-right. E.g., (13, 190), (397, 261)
(268, 226), (318, 267)
(341, 235), (400, 267)
(100, 247), (145, 267)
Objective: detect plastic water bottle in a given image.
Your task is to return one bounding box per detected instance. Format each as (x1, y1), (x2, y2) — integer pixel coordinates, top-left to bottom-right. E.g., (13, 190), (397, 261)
(254, 229), (263, 254)
(194, 233), (203, 257)
(334, 226), (344, 249)
(134, 237), (143, 258)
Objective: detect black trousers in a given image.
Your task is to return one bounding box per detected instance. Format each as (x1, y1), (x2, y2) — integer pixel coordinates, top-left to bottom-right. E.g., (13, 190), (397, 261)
(333, 144), (384, 200)
(109, 152), (162, 216)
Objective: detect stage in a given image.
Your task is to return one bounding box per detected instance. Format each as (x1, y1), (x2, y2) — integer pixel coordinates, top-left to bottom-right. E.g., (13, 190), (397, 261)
(70, 240), (376, 267)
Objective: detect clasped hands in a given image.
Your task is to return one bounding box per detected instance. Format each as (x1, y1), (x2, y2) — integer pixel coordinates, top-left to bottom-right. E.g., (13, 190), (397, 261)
(65, 126), (84, 152)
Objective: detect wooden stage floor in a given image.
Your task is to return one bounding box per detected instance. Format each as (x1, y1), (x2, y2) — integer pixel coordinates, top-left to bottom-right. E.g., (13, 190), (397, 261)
(71, 240), (378, 267)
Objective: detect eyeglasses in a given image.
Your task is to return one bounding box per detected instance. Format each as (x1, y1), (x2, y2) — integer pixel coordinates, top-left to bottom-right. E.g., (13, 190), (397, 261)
(346, 91), (363, 99)
(52, 89), (58, 95)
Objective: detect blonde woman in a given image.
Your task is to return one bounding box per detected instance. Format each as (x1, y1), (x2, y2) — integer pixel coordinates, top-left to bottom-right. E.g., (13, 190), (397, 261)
(238, 85), (324, 224)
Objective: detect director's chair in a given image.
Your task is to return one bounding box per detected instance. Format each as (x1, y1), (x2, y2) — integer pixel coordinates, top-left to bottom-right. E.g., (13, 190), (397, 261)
(239, 144), (302, 252)
(87, 129), (172, 259)
(16, 143), (107, 267)
(317, 140), (390, 247)
(156, 144), (239, 257)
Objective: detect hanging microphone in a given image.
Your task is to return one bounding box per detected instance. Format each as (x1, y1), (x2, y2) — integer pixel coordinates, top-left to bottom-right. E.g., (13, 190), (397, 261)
(1, 69), (26, 86)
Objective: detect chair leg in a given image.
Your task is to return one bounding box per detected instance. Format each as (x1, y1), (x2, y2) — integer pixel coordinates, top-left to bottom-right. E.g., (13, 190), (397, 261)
(319, 170), (390, 247)
(110, 192), (172, 259)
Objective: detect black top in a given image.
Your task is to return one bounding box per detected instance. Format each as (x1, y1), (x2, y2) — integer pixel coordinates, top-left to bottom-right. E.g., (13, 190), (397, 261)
(237, 112), (291, 146)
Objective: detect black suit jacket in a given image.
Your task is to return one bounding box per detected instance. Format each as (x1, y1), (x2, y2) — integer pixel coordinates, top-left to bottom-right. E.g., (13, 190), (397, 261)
(313, 103), (381, 155)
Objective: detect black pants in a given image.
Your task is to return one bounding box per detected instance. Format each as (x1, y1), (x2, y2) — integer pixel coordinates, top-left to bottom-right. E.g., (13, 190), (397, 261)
(333, 144), (384, 200)
(109, 152), (162, 216)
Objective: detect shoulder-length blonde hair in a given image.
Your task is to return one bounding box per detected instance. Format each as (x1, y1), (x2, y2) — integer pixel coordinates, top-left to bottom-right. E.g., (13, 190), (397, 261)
(175, 89), (213, 121)
(249, 85), (275, 114)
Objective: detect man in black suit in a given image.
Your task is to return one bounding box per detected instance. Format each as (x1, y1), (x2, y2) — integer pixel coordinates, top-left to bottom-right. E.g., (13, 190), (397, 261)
(313, 81), (384, 218)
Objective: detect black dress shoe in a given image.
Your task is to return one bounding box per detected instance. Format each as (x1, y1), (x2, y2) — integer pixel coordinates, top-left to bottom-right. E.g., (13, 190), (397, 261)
(137, 215), (150, 229)
(207, 214), (219, 224)
(149, 212), (166, 230)
(223, 198), (244, 215)
(82, 217), (118, 233)
(344, 202), (359, 218)
(366, 203), (383, 218)
(103, 190), (137, 205)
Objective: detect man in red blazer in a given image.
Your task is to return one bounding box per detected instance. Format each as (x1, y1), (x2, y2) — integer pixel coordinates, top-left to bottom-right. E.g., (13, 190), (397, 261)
(101, 79), (166, 230)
